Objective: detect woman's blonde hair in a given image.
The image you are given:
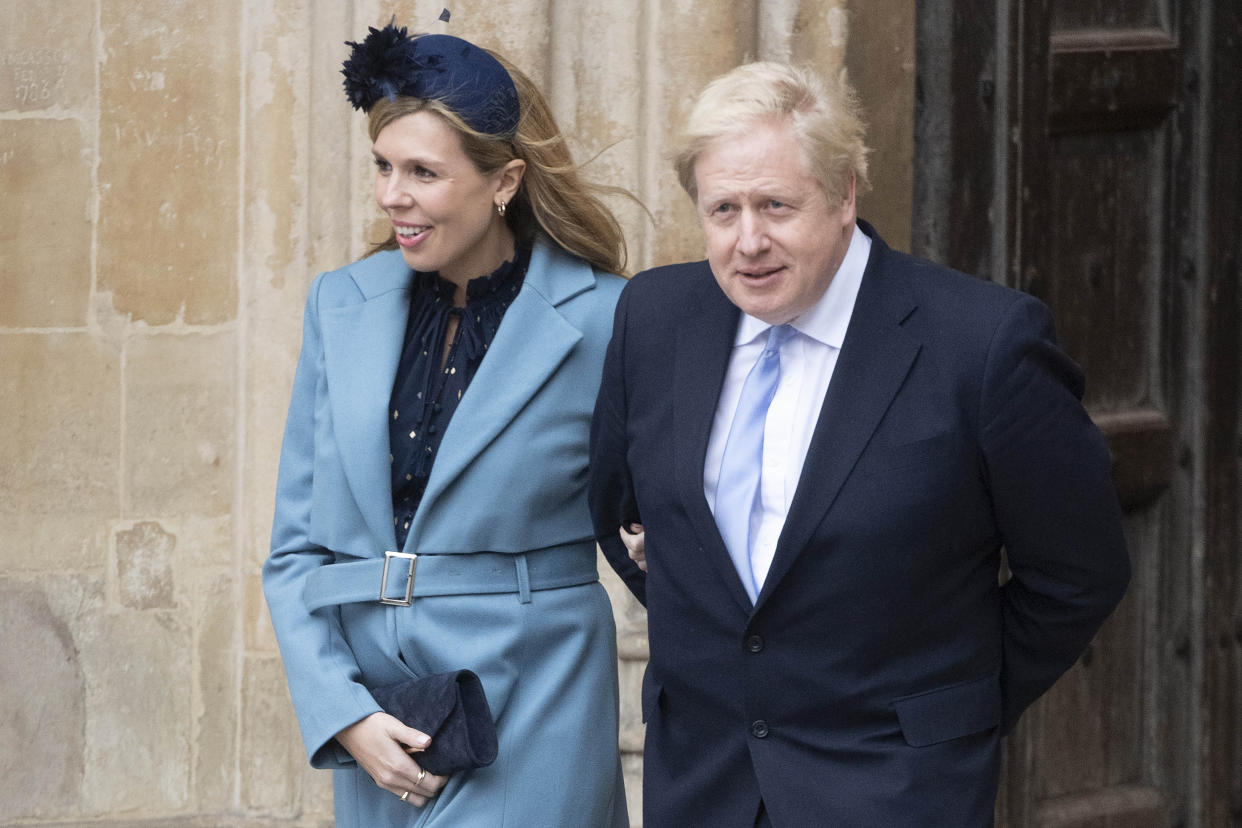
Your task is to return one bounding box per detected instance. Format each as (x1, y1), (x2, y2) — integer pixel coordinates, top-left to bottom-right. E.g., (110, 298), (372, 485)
(673, 61), (871, 207)
(367, 49), (629, 275)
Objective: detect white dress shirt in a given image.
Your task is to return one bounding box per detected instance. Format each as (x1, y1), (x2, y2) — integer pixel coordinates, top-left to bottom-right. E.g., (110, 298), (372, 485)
(704, 225), (871, 593)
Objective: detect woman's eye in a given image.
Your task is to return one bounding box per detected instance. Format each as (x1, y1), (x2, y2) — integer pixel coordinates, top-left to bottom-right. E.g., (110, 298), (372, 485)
(414, 165), (436, 178)
(373, 158), (391, 173)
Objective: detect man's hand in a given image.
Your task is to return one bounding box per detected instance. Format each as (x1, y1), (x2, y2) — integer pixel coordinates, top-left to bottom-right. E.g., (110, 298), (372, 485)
(621, 523), (646, 571)
(335, 712), (448, 806)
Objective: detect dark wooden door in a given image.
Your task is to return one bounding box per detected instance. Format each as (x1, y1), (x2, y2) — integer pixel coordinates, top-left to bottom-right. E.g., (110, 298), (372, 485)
(913, 0), (1241, 825)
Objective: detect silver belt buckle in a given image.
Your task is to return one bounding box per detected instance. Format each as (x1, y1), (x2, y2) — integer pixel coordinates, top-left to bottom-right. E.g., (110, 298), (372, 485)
(379, 550), (418, 606)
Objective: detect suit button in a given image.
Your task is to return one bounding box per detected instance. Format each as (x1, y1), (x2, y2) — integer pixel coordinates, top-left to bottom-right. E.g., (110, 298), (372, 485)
(750, 720), (769, 739)
(745, 634), (764, 653)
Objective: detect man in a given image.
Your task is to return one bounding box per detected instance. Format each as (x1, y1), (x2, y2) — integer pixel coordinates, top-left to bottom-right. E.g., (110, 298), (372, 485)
(589, 62), (1129, 827)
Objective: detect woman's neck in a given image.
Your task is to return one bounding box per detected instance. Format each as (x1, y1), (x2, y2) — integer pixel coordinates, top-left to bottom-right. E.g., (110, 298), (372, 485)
(438, 223), (517, 307)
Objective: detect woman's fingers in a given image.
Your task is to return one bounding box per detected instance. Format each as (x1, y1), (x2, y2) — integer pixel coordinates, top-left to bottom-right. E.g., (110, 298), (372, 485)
(621, 523), (646, 571)
(413, 765), (449, 795)
(392, 760), (448, 806)
(335, 712), (449, 806)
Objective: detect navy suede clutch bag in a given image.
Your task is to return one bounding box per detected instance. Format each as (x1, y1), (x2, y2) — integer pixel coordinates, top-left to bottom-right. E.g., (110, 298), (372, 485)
(369, 670), (499, 775)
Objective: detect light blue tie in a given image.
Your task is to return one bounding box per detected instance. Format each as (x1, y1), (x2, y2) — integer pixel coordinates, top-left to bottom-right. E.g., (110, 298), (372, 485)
(715, 324), (795, 601)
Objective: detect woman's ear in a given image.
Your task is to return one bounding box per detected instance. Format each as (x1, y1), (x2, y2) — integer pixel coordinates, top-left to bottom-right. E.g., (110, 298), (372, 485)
(495, 158), (526, 205)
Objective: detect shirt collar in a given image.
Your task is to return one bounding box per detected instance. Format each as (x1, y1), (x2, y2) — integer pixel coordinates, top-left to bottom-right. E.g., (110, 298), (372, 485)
(733, 222), (872, 348)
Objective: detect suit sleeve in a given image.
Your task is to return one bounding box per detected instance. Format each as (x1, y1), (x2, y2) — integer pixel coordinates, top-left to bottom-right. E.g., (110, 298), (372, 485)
(261, 273), (380, 768)
(980, 294), (1131, 733)
(589, 282), (647, 605)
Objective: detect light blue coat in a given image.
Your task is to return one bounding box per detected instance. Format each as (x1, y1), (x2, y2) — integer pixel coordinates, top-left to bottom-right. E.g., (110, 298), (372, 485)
(264, 240), (627, 827)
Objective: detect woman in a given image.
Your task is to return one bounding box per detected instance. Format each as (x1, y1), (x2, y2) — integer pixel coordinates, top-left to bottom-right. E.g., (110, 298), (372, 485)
(263, 22), (628, 827)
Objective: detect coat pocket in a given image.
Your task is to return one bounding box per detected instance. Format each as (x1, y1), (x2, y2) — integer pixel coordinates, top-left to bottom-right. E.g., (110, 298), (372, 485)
(892, 671), (1001, 747)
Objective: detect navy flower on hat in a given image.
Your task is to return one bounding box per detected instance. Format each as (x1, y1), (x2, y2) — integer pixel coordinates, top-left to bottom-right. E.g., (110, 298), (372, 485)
(342, 21), (520, 137)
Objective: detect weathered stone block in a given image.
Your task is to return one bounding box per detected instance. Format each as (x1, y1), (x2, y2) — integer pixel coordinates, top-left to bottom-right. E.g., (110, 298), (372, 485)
(408, 1), (551, 91)
(97, 0), (240, 325)
(622, 752), (643, 828)
(124, 331), (235, 516)
(241, 654), (308, 814)
(169, 515), (233, 571)
(599, 550), (648, 659)
(80, 609), (191, 813)
(299, 759), (334, 822)
(193, 570), (237, 810)
(242, 290), (300, 581)
(244, 0), (318, 291)
(115, 520), (176, 610)
(0, 120), (92, 327)
(845, 0), (915, 252)
(0, 581), (86, 822)
(646, 1), (756, 268)
(0, 0), (94, 112)
(245, 570), (278, 652)
(617, 656), (647, 755)
(0, 333), (119, 571)
(543, 1), (648, 269)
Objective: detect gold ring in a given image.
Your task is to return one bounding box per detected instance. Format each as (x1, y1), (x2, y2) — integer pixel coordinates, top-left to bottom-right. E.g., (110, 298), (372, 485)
(415, 768), (427, 787)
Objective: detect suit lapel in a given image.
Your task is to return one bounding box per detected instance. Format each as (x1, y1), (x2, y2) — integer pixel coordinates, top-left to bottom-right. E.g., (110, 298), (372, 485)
(320, 251), (414, 551)
(755, 234), (922, 610)
(671, 267), (754, 613)
(407, 241), (591, 547)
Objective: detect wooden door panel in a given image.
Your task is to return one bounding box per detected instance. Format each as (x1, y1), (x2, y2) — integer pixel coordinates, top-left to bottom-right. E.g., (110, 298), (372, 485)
(1037, 785), (1167, 827)
(1049, 31), (1178, 134)
(1031, 576), (1143, 798)
(918, 0), (1239, 823)
(1096, 411), (1173, 511)
(1051, 0), (1165, 30)
(1011, 0), (1183, 825)
(1035, 128), (1166, 409)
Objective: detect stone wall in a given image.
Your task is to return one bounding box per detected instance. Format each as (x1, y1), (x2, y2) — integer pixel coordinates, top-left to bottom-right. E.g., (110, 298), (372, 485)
(0, 1), (912, 824)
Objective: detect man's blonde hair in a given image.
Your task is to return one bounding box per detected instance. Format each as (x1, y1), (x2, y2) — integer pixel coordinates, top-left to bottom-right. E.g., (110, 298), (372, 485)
(673, 61), (871, 207)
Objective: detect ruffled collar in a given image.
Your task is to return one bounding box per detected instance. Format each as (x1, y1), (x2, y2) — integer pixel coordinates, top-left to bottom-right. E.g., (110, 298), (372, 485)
(412, 248), (528, 308)
(398, 245), (530, 429)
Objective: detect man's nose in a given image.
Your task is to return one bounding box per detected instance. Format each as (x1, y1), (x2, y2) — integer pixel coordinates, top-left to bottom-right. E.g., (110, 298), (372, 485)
(737, 211), (770, 256)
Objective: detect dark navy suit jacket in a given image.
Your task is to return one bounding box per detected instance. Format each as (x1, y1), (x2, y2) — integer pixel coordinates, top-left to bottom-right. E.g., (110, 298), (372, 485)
(589, 222), (1130, 827)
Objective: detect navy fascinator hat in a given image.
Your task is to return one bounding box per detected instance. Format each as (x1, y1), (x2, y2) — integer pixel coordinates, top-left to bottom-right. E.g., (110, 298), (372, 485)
(341, 21), (520, 137)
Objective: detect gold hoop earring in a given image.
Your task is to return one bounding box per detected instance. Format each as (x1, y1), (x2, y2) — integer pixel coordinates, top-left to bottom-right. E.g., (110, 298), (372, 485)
(496, 201), (506, 217)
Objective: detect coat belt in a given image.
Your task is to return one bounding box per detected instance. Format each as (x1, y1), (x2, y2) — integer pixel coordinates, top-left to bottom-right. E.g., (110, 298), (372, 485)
(302, 539), (599, 611)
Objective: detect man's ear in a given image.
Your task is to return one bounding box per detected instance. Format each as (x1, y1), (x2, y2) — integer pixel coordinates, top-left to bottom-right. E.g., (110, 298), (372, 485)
(840, 172), (857, 224)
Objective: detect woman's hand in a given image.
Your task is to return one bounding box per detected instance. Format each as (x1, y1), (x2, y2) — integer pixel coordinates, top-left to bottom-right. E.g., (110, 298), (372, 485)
(621, 523), (646, 572)
(335, 712), (448, 806)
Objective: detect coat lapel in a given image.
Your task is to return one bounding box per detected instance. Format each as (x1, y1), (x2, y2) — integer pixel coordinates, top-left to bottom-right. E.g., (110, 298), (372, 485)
(406, 241), (592, 546)
(320, 250), (415, 551)
(754, 234), (922, 610)
(671, 267), (754, 614)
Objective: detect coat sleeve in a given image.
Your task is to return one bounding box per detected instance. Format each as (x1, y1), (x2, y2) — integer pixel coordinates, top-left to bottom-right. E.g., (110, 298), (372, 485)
(589, 283), (648, 605)
(262, 273), (380, 768)
(979, 293), (1131, 732)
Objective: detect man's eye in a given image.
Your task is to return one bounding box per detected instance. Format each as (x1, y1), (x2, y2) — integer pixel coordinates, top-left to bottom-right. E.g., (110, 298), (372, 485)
(767, 200), (787, 209)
